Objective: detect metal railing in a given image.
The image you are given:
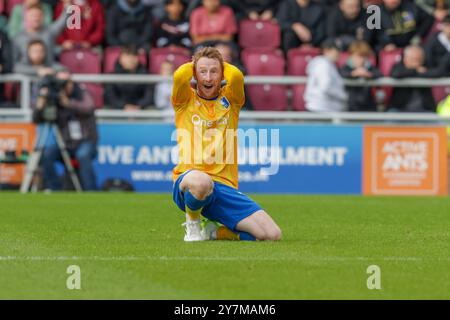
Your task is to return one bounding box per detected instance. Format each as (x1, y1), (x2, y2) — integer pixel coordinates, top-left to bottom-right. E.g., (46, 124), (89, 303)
(1, 73), (450, 124)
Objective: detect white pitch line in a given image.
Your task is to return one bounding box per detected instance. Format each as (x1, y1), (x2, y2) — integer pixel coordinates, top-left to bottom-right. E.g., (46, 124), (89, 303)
(0, 256), (449, 262)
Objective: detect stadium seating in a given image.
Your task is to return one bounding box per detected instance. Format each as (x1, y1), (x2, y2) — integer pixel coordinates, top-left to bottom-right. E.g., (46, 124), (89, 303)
(0, 0), (4, 14)
(287, 47), (321, 76)
(60, 48), (102, 74)
(291, 84), (307, 111)
(59, 49), (103, 108)
(3, 82), (19, 102)
(149, 46), (190, 75)
(433, 86), (450, 104)
(103, 46), (147, 73)
(378, 48), (403, 106)
(242, 48), (285, 75)
(5, 0), (22, 16)
(241, 49), (287, 111)
(247, 84), (289, 111)
(379, 48), (403, 76)
(286, 48), (321, 112)
(238, 19), (281, 49)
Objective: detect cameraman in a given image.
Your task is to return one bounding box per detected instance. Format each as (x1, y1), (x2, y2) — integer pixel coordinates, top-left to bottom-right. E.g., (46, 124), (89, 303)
(33, 71), (98, 191)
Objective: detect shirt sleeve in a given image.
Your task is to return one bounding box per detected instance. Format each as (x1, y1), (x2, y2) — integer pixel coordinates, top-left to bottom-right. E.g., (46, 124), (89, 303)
(222, 62), (245, 108)
(171, 62), (194, 109)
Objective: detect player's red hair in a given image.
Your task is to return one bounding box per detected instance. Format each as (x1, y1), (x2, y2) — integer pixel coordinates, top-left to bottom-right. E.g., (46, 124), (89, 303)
(192, 47), (224, 70)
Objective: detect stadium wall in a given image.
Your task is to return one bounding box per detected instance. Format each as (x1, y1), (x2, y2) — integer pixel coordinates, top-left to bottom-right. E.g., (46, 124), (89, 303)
(0, 123), (448, 195)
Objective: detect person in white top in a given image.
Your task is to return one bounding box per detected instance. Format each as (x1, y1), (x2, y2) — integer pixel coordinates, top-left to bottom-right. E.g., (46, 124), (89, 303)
(154, 60), (175, 121)
(304, 38), (348, 112)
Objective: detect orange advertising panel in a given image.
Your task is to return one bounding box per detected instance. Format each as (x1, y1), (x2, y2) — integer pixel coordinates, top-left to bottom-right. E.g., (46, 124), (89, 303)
(0, 123), (36, 186)
(363, 127), (448, 196)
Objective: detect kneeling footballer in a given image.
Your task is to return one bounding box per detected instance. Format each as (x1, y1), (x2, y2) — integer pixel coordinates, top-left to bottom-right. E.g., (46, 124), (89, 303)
(171, 47), (282, 242)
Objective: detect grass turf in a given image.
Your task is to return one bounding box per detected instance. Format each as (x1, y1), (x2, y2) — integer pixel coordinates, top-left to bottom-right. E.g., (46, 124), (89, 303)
(0, 192), (449, 299)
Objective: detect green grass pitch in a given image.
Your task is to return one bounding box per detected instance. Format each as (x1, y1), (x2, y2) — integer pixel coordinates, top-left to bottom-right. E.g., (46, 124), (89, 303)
(0, 192), (449, 299)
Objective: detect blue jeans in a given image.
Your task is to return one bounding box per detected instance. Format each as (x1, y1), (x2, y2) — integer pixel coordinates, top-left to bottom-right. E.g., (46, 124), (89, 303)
(41, 141), (97, 191)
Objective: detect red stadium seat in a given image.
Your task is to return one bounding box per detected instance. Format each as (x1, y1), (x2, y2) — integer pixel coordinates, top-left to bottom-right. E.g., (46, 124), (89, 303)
(291, 84), (306, 111)
(59, 49), (103, 108)
(59, 49), (102, 74)
(238, 19), (281, 49)
(378, 48), (403, 106)
(242, 48), (285, 75)
(103, 46), (147, 73)
(247, 84), (288, 111)
(433, 86), (450, 105)
(287, 47), (320, 76)
(0, 0), (4, 14)
(81, 83), (104, 109)
(149, 46), (190, 74)
(379, 48), (403, 76)
(5, 0), (22, 16)
(4, 82), (19, 102)
(242, 49), (287, 111)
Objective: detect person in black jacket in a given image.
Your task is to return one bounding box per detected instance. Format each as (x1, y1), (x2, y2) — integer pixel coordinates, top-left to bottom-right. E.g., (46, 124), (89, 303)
(155, 0), (191, 48)
(106, 0), (153, 53)
(375, 0), (434, 51)
(276, 0), (326, 52)
(327, 0), (374, 50)
(340, 40), (382, 111)
(388, 44), (450, 112)
(424, 14), (450, 76)
(0, 30), (14, 108)
(105, 45), (153, 110)
(237, 0), (280, 21)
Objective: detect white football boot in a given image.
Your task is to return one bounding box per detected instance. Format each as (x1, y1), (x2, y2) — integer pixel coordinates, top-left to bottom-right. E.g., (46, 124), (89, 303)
(201, 220), (219, 240)
(182, 219), (204, 242)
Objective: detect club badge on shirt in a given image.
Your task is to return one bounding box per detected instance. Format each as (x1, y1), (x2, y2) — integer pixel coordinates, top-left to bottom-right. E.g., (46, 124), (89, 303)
(220, 96), (230, 109)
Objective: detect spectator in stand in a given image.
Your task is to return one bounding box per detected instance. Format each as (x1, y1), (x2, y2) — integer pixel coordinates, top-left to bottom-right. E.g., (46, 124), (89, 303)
(185, 0), (246, 21)
(155, 0), (191, 49)
(416, 0), (450, 22)
(189, 0), (238, 48)
(376, 0), (434, 51)
(14, 39), (66, 110)
(106, 0), (153, 53)
(142, 0), (166, 21)
(54, 0), (105, 51)
(276, 0), (326, 52)
(13, 2), (70, 68)
(154, 60), (175, 119)
(14, 39), (66, 76)
(238, 0), (280, 21)
(388, 45), (450, 112)
(105, 45), (153, 111)
(317, 0), (341, 12)
(8, 0), (53, 39)
(327, 0), (374, 50)
(339, 40), (382, 111)
(425, 14), (450, 75)
(0, 30), (15, 108)
(304, 38), (348, 112)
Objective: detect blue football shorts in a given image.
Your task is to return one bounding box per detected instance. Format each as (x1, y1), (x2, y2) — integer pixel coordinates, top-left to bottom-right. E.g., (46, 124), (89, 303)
(172, 170), (262, 232)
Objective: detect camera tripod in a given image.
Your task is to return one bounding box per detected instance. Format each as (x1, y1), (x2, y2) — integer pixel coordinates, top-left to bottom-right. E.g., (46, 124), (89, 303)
(20, 122), (83, 193)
